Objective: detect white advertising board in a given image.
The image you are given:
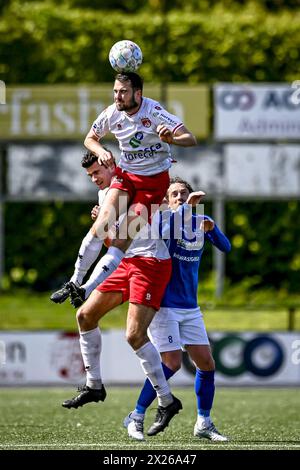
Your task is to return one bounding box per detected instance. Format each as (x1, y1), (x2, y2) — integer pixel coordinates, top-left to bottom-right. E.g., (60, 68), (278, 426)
(215, 84), (300, 140)
(224, 144), (300, 197)
(0, 331), (299, 386)
(7, 143), (120, 199)
(170, 145), (223, 194)
(7, 143), (300, 200)
(6, 144), (224, 200)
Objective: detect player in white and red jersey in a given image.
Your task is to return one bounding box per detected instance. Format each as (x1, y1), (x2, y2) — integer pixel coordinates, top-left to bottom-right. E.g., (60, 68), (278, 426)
(50, 150), (116, 304)
(90, 89), (185, 177)
(54, 150), (183, 435)
(63, 209), (184, 435)
(70, 72), (197, 308)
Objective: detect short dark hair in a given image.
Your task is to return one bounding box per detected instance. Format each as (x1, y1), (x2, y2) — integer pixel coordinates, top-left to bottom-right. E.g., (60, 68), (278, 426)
(81, 148), (116, 168)
(167, 176), (194, 199)
(115, 72), (143, 92)
(81, 150), (98, 168)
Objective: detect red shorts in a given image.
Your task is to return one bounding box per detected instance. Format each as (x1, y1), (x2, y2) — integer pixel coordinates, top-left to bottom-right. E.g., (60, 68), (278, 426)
(110, 167), (170, 222)
(97, 257), (172, 311)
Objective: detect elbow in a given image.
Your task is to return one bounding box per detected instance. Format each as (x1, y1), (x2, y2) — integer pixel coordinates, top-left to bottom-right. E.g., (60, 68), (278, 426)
(84, 136), (90, 149)
(84, 133), (97, 150)
(191, 134), (197, 146)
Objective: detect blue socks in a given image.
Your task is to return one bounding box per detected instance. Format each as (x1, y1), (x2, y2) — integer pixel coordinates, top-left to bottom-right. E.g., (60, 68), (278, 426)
(133, 365), (215, 418)
(135, 363), (175, 414)
(195, 368), (215, 417)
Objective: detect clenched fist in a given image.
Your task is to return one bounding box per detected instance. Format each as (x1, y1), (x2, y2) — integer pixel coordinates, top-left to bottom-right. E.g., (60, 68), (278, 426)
(157, 124), (173, 144)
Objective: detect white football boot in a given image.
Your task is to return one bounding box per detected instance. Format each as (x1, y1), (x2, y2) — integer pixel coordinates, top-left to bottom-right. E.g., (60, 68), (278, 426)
(194, 421), (228, 442)
(123, 412), (145, 441)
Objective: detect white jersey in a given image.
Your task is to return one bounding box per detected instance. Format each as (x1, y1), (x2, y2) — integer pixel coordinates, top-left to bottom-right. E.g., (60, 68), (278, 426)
(97, 188), (169, 260)
(125, 210), (169, 260)
(91, 97), (183, 176)
(98, 187), (109, 206)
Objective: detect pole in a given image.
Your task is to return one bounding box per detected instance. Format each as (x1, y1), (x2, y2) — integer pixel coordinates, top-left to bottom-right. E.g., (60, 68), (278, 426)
(213, 196), (225, 298)
(159, 0), (168, 106)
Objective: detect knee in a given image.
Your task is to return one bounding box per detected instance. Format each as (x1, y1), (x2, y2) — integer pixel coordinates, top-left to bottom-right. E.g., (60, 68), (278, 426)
(200, 356), (215, 371)
(193, 353), (215, 371)
(111, 237), (130, 252)
(163, 358), (181, 373)
(126, 329), (145, 351)
(76, 306), (96, 330)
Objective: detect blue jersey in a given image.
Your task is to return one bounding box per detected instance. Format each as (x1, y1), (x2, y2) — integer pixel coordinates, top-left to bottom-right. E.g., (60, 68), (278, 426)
(160, 207), (231, 309)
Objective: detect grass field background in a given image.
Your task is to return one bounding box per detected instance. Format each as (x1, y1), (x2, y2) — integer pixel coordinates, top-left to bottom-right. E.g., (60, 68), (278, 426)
(0, 387), (299, 451)
(1, 290), (300, 331)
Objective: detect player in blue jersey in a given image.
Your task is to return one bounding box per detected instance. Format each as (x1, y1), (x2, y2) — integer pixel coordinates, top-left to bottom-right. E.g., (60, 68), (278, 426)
(124, 177), (231, 441)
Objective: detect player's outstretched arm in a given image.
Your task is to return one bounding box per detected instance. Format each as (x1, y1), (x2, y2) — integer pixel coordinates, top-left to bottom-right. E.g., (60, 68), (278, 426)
(204, 220), (231, 253)
(157, 124), (197, 147)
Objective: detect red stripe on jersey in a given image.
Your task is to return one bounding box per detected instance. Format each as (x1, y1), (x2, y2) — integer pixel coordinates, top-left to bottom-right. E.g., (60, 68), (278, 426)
(172, 123), (184, 135)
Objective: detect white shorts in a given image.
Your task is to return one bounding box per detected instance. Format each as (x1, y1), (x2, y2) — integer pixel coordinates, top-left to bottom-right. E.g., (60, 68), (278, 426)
(148, 306), (209, 353)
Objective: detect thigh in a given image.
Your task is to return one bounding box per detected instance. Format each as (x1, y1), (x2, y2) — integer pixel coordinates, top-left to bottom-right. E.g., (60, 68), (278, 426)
(97, 259), (130, 303)
(126, 303), (157, 338)
(80, 289), (123, 322)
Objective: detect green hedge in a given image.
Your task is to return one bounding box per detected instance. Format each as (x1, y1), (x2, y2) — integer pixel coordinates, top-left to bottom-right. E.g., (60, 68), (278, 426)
(3, 201), (106, 291)
(1, 2), (300, 293)
(0, 2), (299, 84)
(225, 200), (300, 293)
(4, 200), (300, 293)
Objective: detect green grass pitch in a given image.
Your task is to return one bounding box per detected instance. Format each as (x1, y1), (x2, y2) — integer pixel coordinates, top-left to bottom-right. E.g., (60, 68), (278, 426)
(0, 387), (299, 450)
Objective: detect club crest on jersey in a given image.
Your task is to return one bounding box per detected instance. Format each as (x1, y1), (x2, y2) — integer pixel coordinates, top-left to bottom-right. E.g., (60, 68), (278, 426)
(117, 123), (122, 130)
(155, 106), (162, 110)
(141, 118), (151, 128)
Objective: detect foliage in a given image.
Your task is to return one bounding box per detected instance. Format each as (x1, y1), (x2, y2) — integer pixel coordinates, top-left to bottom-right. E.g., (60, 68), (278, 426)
(3, 199), (300, 293)
(4, 201), (105, 291)
(225, 201), (300, 293)
(2, 0), (299, 13)
(1, 1), (300, 294)
(0, 2), (299, 83)
(2, 198), (300, 297)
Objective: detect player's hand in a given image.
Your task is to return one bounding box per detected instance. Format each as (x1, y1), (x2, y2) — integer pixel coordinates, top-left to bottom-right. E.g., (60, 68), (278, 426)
(157, 124), (173, 144)
(98, 149), (115, 169)
(200, 219), (215, 232)
(186, 191), (206, 207)
(91, 205), (99, 221)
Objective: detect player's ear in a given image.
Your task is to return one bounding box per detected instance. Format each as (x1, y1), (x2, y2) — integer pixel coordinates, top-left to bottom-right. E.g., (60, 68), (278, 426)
(135, 89), (142, 99)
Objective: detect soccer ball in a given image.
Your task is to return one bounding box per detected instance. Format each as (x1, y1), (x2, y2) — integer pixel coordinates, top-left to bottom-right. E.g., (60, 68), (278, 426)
(109, 40), (143, 73)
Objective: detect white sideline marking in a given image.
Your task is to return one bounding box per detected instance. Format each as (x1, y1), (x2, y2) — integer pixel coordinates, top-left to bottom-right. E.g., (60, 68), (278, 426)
(1, 443), (300, 449)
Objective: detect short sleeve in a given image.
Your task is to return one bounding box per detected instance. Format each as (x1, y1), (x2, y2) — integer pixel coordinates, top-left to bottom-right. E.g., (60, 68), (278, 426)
(98, 187), (109, 206)
(151, 102), (184, 135)
(91, 108), (109, 139)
